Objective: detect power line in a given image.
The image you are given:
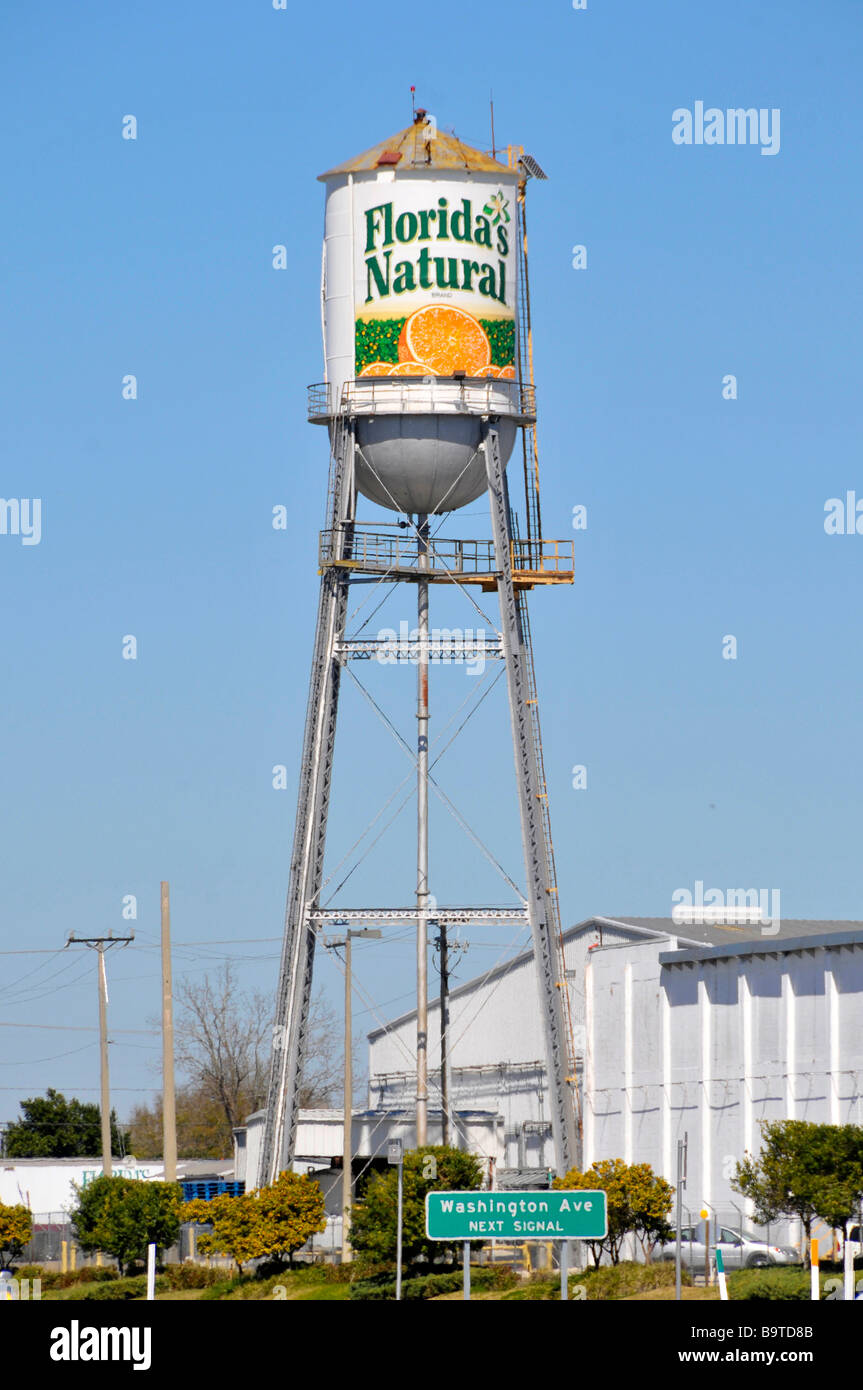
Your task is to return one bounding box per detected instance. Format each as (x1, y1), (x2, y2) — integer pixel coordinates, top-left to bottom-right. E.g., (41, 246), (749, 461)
(0, 1022), (158, 1034)
(0, 1042), (96, 1066)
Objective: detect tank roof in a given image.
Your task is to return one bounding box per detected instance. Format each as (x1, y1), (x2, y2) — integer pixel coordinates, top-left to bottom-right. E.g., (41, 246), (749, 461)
(318, 117), (514, 180)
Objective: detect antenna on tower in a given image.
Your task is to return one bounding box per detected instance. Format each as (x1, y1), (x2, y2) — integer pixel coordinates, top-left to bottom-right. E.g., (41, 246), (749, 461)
(410, 85), (416, 121)
(490, 91), (496, 159)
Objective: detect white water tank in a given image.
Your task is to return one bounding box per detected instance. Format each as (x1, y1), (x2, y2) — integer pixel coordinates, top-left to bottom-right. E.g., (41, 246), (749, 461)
(318, 116), (525, 515)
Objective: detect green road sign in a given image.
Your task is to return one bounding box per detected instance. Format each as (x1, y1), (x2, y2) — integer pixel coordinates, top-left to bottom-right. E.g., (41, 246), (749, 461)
(425, 1189), (608, 1241)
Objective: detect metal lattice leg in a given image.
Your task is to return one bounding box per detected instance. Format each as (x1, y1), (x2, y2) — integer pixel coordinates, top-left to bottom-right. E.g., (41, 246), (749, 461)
(483, 421), (578, 1175)
(258, 419), (354, 1187)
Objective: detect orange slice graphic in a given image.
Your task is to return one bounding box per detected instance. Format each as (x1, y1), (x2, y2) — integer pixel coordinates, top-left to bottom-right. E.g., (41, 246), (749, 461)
(388, 361), (431, 376)
(359, 361), (395, 377)
(398, 305), (491, 377)
(497, 364), (516, 379)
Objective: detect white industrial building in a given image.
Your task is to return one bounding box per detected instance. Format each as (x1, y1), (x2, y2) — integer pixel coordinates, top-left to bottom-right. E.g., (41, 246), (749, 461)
(235, 915), (863, 1249)
(0, 1157), (235, 1217)
(585, 919), (863, 1228)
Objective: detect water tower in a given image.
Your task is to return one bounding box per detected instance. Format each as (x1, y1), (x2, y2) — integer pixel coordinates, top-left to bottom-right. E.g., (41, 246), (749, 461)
(259, 111), (579, 1187)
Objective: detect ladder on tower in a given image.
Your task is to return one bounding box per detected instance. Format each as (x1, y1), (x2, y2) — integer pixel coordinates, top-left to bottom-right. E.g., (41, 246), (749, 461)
(515, 585), (582, 1156)
(515, 175), (543, 568)
(512, 162), (582, 1159)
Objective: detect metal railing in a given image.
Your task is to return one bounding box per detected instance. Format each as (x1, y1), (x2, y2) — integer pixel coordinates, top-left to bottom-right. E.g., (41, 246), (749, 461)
(319, 527), (574, 581)
(308, 376), (537, 422)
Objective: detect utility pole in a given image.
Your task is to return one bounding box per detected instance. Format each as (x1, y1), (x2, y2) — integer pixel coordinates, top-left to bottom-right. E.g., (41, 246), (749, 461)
(66, 933), (134, 1175)
(416, 514), (430, 1148)
(97, 950), (110, 1172)
(438, 921), (449, 1145)
(160, 882), (177, 1182)
(324, 928), (381, 1264)
(434, 928), (466, 1147)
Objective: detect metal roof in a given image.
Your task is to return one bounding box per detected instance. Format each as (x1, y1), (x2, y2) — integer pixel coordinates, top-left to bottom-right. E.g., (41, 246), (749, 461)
(318, 119), (513, 180)
(598, 916), (863, 947)
(659, 928), (863, 968)
(366, 915), (863, 1038)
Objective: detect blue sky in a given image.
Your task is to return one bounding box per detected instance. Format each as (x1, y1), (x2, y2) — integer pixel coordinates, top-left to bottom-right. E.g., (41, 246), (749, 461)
(1, 0), (861, 1125)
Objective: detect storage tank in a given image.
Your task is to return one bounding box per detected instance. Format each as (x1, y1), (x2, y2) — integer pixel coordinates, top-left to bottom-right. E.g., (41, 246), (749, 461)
(317, 114), (526, 515)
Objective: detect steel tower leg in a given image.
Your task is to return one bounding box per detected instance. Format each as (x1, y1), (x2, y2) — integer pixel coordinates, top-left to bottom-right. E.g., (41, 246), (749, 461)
(258, 416), (355, 1187)
(483, 422), (578, 1176)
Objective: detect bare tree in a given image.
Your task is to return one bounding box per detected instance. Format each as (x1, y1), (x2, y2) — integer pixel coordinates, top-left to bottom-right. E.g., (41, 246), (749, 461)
(175, 963), (271, 1132)
(174, 964), (346, 1136)
(298, 994), (343, 1108)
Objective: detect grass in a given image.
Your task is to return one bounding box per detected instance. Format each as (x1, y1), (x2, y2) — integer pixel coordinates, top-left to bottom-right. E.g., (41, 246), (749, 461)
(622, 1286), (719, 1301)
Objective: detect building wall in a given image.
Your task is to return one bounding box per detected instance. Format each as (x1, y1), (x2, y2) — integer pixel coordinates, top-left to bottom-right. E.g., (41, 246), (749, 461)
(367, 925), (640, 1170)
(585, 936), (863, 1236)
(1, 1160), (170, 1215)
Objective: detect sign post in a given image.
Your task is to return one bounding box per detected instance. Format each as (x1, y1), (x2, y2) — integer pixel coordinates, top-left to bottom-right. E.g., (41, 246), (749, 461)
(426, 1189), (608, 1301)
(388, 1139), (404, 1301)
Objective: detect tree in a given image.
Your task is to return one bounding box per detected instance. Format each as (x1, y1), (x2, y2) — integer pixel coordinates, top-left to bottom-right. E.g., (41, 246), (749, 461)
(182, 1172), (326, 1273)
(127, 1084), (238, 1161)
(0, 1202), (32, 1268)
(5, 1089), (129, 1158)
(554, 1158), (673, 1266)
(811, 1125), (863, 1248)
(734, 1120), (863, 1264)
(349, 1145), (484, 1268)
(71, 1176), (183, 1274)
(175, 963), (271, 1134)
(256, 1171), (327, 1265)
(174, 966), (342, 1141)
(182, 1192), (264, 1275)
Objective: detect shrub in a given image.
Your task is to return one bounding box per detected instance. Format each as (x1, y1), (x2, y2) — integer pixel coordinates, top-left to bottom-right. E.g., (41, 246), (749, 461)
(349, 1264), (518, 1301)
(572, 1259), (688, 1300)
(160, 1263), (230, 1290)
(14, 1265), (120, 1290)
(45, 1274), (166, 1301)
(728, 1267), (812, 1301)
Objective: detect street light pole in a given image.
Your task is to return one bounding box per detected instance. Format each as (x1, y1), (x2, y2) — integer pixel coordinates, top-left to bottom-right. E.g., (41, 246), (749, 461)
(416, 514), (430, 1149)
(388, 1138), (404, 1299)
(675, 1132), (687, 1302)
(343, 930), (352, 1264)
(325, 928), (381, 1265)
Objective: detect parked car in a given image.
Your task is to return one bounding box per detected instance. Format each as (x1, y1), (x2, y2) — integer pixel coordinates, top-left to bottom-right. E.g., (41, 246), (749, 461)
(657, 1224), (799, 1271)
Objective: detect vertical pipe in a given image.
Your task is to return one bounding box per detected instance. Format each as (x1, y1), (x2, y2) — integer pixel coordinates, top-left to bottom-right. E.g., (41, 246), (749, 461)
(844, 1220), (854, 1302)
(704, 1215), (710, 1287)
(98, 949), (112, 1176)
(160, 882), (177, 1183)
(675, 1139), (683, 1301)
(440, 925), (449, 1145)
(416, 515), (429, 1147)
(716, 1247), (728, 1300)
(342, 934), (353, 1263)
(810, 1238), (820, 1300)
(396, 1157), (404, 1301)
